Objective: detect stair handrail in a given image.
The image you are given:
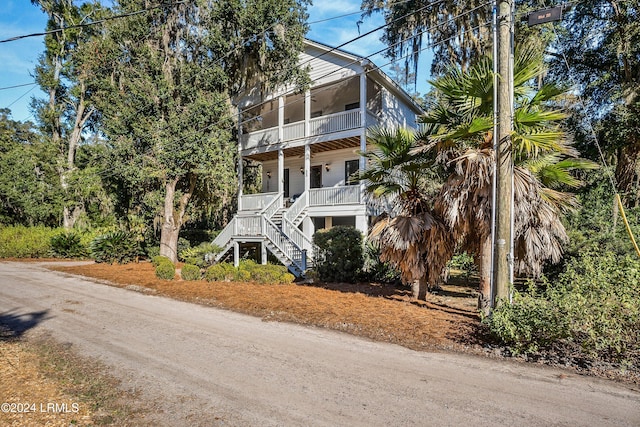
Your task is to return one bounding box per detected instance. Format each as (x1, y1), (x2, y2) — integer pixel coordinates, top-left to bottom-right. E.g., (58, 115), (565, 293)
(259, 192), (282, 220)
(213, 216), (237, 248)
(261, 216), (305, 272)
(281, 216), (312, 247)
(284, 191), (308, 224)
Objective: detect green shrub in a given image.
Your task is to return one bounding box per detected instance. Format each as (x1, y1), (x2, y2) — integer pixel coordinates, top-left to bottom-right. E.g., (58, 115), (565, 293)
(50, 231), (88, 258)
(180, 264), (201, 281)
(146, 245), (160, 259)
(90, 230), (140, 264)
(155, 261), (176, 280)
(313, 226), (363, 283)
(176, 238), (191, 262)
(251, 264), (293, 284)
(179, 242), (221, 267)
(0, 225), (59, 258)
(205, 263), (236, 282)
(486, 250), (640, 363)
(152, 255), (171, 267)
(362, 240), (400, 283)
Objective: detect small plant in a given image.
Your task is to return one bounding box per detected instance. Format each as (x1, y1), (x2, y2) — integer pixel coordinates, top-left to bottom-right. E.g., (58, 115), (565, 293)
(180, 264), (201, 281)
(146, 245), (160, 259)
(179, 242), (221, 267)
(155, 260), (175, 280)
(50, 231), (88, 258)
(151, 255), (171, 267)
(90, 230), (140, 264)
(205, 263), (236, 282)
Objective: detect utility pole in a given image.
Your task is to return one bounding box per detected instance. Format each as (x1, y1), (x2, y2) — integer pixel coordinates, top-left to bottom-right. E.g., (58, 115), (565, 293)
(492, 0), (514, 308)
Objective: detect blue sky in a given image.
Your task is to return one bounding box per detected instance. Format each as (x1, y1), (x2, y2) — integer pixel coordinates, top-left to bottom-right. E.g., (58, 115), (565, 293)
(0, 1), (431, 123)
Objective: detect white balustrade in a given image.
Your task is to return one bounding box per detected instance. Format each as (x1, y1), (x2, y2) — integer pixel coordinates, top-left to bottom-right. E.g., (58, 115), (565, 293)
(309, 186), (361, 206)
(284, 191), (308, 224)
(283, 122), (304, 141)
(241, 192), (279, 211)
(213, 217), (236, 247)
(241, 127), (278, 150)
(309, 110), (361, 136)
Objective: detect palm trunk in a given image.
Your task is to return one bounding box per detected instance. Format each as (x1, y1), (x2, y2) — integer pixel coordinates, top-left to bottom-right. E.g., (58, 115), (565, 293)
(412, 277), (428, 301)
(477, 236), (492, 314)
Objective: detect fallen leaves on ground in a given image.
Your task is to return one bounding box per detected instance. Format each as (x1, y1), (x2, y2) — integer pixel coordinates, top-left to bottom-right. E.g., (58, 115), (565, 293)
(48, 261), (486, 354)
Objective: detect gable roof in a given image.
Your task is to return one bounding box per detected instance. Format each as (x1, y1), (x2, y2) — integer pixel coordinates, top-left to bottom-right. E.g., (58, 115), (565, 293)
(303, 38), (424, 115)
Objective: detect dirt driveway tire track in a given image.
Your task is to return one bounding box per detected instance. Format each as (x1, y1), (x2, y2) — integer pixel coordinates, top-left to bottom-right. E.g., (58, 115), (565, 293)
(1, 261), (639, 426)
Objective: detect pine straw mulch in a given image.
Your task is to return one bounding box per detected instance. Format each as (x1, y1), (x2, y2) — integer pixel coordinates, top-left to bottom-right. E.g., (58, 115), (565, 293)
(47, 261), (488, 354)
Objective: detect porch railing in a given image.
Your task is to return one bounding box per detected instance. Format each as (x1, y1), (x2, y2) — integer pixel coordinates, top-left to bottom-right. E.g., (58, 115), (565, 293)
(309, 185), (361, 206)
(309, 110), (361, 136)
(240, 127), (278, 151)
(241, 109), (366, 150)
(283, 121), (304, 141)
(240, 192), (279, 211)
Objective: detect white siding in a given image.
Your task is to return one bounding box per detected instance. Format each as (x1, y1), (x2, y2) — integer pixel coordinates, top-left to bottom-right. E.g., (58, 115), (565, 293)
(300, 46), (361, 87)
(379, 86), (418, 130)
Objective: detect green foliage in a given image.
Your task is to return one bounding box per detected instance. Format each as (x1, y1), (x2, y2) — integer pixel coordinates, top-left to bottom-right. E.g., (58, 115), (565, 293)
(0, 225), (60, 258)
(155, 260), (176, 280)
(204, 260), (294, 283)
(487, 250), (640, 363)
(238, 260), (294, 284)
(50, 231), (88, 258)
(205, 263), (237, 282)
(146, 246), (161, 259)
(0, 111), (62, 226)
(313, 226), (363, 283)
(178, 242), (220, 267)
(361, 240), (400, 283)
(90, 231), (140, 264)
(152, 256), (172, 267)
(180, 264), (201, 281)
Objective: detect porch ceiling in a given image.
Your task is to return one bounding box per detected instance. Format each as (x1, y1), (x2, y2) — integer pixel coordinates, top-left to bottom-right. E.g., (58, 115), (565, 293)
(244, 136), (361, 161)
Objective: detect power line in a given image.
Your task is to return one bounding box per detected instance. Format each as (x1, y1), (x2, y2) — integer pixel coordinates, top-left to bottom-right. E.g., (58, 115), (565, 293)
(4, 84), (38, 109)
(92, 4), (492, 182)
(0, 82), (37, 91)
(0, 1), (187, 44)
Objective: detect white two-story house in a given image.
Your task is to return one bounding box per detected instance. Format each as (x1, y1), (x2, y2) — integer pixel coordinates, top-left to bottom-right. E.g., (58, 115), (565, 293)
(213, 39), (423, 276)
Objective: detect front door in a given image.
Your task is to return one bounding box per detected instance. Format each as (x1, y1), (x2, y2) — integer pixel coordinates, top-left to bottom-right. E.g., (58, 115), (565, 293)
(310, 165), (322, 188)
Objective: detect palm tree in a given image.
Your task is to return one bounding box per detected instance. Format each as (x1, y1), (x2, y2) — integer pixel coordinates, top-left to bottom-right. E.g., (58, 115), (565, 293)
(361, 127), (453, 301)
(419, 43), (597, 309)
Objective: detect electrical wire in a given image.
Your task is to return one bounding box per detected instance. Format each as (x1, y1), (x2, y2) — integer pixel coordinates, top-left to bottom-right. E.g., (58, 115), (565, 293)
(0, 1), (188, 44)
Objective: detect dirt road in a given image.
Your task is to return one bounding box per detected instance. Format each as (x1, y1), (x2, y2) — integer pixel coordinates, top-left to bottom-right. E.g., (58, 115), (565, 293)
(1, 261), (638, 426)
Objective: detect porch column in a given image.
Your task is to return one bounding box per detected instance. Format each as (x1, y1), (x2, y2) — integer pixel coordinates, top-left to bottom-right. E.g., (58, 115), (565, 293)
(303, 216), (315, 241)
(278, 149), (284, 196)
(359, 72), (367, 200)
(261, 242), (268, 265)
(237, 110), (243, 211)
(233, 241), (240, 267)
(304, 89), (311, 137)
(278, 95), (284, 142)
(304, 143), (311, 192)
(356, 215), (368, 235)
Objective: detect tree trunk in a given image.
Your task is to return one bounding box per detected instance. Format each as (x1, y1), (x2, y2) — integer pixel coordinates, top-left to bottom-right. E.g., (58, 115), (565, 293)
(615, 144), (640, 204)
(62, 205), (83, 229)
(412, 277), (428, 301)
(477, 236), (492, 314)
(159, 174), (196, 263)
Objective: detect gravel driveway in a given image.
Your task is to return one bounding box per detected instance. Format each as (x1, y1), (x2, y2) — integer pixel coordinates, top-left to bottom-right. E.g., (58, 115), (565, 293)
(1, 261), (639, 426)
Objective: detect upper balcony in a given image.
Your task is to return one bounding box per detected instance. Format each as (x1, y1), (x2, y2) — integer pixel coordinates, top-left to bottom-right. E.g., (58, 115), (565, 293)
(239, 75), (383, 154)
